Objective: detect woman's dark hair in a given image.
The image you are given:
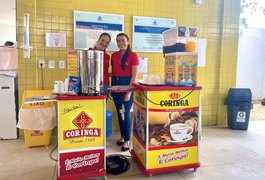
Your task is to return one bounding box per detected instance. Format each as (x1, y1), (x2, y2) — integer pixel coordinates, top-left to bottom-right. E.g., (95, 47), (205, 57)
(117, 33), (131, 71)
(98, 32), (111, 42)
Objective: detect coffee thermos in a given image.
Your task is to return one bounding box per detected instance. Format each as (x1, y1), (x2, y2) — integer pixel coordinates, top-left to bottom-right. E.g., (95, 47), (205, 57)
(78, 50), (103, 95)
(78, 50), (87, 94)
(87, 50), (103, 95)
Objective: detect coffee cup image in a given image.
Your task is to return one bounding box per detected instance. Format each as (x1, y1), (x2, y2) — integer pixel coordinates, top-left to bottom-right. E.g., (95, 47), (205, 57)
(170, 123), (193, 142)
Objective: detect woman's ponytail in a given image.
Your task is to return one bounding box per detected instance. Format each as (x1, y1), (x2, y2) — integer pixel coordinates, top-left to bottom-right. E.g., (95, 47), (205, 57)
(121, 44), (131, 71)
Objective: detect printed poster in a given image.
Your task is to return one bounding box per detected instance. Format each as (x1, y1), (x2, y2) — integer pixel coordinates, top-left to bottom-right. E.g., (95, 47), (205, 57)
(58, 99), (104, 150)
(138, 56), (148, 73)
(133, 89), (200, 170)
(148, 90), (200, 148)
(59, 149), (104, 176)
(57, 98), (105, 177)
(46, 33), (66, 47)
(133, 16), (176, 53)
(148, 146), (198, 169)
(74, 11), (124, 51)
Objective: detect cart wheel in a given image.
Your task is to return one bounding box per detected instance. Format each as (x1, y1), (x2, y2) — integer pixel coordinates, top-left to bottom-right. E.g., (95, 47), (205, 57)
(194, 168), (197, 172)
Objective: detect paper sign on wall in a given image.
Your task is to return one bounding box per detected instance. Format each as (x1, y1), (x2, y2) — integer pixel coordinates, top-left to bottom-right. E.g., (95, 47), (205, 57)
(139, 57), (148, 73)
(46, 33), (66, 47)
(197, 38), (207, 67)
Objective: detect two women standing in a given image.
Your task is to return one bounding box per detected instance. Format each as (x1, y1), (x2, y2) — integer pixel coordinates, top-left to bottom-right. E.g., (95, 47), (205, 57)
(94, 32), (139, 151)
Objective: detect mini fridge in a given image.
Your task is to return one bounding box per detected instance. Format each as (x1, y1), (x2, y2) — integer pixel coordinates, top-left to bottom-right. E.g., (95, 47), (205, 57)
(0, 75), (18, 139)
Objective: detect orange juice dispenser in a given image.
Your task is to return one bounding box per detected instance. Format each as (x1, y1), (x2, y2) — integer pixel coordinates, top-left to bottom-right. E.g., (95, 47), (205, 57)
(185, 27), (198, 52)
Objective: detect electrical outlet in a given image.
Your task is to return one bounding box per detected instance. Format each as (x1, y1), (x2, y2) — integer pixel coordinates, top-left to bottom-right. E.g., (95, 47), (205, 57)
(59, 60), (65, 69)
(38, 60), (45, 68)
(48, 60), (55, 69)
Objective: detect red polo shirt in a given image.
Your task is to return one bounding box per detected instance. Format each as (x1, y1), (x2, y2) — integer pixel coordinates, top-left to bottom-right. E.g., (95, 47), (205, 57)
(111, 51), (139, 77)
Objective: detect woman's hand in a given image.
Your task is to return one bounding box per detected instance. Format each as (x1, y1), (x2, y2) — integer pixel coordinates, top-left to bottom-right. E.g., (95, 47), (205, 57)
(124, 92), (131, 102)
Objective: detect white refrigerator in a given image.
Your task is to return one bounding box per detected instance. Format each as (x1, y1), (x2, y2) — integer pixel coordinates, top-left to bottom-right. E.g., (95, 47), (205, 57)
(0, 75), (17, 139)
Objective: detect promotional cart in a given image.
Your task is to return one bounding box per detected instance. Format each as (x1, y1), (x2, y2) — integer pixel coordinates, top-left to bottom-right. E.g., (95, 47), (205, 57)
(131, 83), (202, 176)
(57, 95), (107, 180)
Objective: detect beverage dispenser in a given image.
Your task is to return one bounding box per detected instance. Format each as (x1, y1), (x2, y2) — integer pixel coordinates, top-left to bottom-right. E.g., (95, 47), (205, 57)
(78, 50), (104, 95)
(78, 50), (88, 94)
(87, 50), (103, 95)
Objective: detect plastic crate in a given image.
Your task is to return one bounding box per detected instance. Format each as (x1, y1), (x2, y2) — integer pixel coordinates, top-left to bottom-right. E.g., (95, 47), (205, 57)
(24, 129), (52, 148)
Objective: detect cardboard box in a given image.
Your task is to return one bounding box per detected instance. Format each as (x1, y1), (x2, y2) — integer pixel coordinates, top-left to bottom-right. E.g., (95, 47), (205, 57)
(165, 52), (198, 86)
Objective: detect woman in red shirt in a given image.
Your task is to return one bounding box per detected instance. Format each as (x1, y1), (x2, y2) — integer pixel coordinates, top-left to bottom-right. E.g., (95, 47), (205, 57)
(93, 33), (111, 94)
(111, 33), (139, 151)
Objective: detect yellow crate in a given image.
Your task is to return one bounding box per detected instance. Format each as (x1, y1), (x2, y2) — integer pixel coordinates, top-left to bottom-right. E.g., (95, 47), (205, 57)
(24, 129), (52, 148)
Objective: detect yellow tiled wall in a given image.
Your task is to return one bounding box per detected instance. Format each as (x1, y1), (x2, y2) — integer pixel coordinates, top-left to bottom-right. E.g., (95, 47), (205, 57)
(16, 0), (241, 128)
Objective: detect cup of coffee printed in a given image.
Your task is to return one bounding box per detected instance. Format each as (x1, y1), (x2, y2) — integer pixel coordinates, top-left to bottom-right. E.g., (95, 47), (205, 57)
(170, 123), (193, 142)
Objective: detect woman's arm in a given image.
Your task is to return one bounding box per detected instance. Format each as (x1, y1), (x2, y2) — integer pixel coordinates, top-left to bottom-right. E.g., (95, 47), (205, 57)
(124, 65), (139, 101)
(130, 65), (139, 85)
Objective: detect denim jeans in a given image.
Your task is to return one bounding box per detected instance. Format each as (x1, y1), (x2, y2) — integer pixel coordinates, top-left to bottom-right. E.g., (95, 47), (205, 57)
(111, 76), (133, 141)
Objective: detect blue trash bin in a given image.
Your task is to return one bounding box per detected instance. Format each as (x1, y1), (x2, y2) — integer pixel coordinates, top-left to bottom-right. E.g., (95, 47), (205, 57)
(224, 88), (252, 130)
(106, 110), (112, 137)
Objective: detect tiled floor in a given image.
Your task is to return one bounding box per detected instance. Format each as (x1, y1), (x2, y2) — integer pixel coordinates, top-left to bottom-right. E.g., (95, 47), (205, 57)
(1, 121), (265, 180)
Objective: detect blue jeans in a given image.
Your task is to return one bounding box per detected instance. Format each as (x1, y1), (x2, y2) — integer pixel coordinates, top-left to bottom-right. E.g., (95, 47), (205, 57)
(111, 76), (133, 141)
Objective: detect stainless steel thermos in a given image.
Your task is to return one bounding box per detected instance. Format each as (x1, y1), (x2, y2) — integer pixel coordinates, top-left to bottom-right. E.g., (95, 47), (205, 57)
(87, 50), (103, 95)
(78, 50), (103, 95)
(78, 50), (87, 94)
